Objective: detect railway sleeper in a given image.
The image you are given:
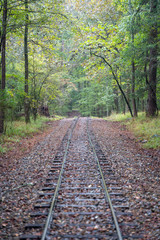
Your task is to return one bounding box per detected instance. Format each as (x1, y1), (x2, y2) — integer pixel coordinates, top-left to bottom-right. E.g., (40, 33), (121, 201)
(113, 205), (129, 209)
(51, 165), (61, 168)
(112, 198), (127, 202)
(109, 187), (122, 190)
(61, 181), (101, 185)
(104, 176), (120, 180)
(55, 222), (113, 227)
(30, 211), (48, 217)
(36, 199), (51, 203)
(46, 177), (57, 181)
(53, 159), (62, 162)
(116, 211), (132, 216)
(61, 192), (102, 196)
(120, 222), (138, 227)
(49, 169), (60, 172)
(59, 190), (102, 194)
(52, 211), (111, 216)
(52, 162), (62, 164)
(109, 192), (124, 196)
(25, 224), (44, 229)
(44, 182), (56, 186)
(122, 234), (144, 239)
(56, 204), (100, 208)
(41, 187), (55, 191)
(60, 186), (99, 190)
(34, 204), (50, 208)
(74, 198), (105, 201)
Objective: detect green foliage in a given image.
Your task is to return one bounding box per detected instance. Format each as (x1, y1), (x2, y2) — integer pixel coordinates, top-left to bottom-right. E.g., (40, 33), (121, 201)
(0, 0), (69, 123)
(78, 81), (115, 117)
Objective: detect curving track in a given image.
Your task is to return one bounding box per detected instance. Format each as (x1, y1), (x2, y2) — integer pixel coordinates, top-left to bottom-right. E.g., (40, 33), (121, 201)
(20, 117), (132, 240)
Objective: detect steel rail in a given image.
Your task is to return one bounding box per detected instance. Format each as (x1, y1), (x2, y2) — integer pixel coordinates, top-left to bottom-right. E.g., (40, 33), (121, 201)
(41, 118), (79, 240)
(87, 118), (123, 240)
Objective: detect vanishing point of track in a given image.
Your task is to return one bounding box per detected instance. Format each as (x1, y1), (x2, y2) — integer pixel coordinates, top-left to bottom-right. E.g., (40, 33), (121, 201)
(20, 117), (131, 240)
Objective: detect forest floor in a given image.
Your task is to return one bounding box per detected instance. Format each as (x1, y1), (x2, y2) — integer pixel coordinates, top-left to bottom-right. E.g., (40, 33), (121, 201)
(0, 117), (159, 239)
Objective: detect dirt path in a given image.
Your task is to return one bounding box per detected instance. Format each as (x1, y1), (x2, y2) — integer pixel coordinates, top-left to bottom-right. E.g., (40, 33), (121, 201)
(0, 118), (159, 239)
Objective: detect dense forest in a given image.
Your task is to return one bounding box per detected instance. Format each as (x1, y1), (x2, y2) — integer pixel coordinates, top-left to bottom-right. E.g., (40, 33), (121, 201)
(0, 0), (159, 133)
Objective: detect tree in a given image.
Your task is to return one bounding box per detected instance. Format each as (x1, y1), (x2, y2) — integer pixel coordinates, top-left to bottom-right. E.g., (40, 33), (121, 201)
(128, 0), (138, 117)
(146, 0), (158, 116)
(24, 0), (30, 123)
(0, 0), (8, 133)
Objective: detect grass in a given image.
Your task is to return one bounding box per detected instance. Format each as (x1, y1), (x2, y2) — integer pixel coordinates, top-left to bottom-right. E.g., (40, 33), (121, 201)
(0, 145), (7, 153)
(0, 115), (63, 153)
(104, 112), (133, 121)
(105, 112), (160, 149)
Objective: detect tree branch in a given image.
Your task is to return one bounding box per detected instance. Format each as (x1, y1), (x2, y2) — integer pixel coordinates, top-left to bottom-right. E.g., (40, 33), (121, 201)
(92, 51), (133, 117)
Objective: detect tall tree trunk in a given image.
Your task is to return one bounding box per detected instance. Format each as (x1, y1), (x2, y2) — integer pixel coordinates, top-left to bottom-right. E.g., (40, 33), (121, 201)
(32, 49), (37, 121)
(113, 87), (119, 113)
(131, 59), (137, 117)
(24, 0), (30, 123)
(144, 51), (148, 84)
(129, 0), (137, 117)
(113, 74), (133, 117)
(141, 100), (145, 112)
(0, 0), (7, 133)
(147, 0), (158, 116)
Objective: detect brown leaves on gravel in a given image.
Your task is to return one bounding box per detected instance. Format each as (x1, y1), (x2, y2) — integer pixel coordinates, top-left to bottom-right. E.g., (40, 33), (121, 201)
(91, 119), (160, 240)
(0, 118), (159, 239)
(0, 119), (72, 239)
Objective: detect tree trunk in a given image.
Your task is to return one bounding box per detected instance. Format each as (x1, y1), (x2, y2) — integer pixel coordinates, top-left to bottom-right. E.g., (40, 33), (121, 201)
(141, 100), (145, 112)
(131, 59), (137, 117)
(33, 106), (37, 121)
(32, 50), (37, 122)
(24, 0), (30, 123)
(114, 75), (133, 117)
(146, 0), (158, 116)
(113, 87), (119, 113)
(0, 0), (7, 133)
(128, 0), (137, 117)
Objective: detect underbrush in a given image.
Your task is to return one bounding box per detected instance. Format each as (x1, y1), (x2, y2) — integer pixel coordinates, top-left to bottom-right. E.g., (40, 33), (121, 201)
(105, 112), (160, 149)
(0, 115), (63, 153)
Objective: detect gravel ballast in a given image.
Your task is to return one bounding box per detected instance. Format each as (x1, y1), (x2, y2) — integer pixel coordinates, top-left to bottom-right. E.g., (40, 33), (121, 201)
(0, 117), (159, 239)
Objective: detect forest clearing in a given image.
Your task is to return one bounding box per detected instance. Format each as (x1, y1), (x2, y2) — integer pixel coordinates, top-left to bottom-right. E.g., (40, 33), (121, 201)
(0, 0), (160, 239)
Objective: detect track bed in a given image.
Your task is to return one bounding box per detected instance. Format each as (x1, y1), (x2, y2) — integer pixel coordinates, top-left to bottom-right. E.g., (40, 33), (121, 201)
(20, 118), (132, 240)
(1, 117), (159, 240)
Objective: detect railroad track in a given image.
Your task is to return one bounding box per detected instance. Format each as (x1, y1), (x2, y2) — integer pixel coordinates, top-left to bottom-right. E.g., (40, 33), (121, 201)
(20, 117), (138, 240)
